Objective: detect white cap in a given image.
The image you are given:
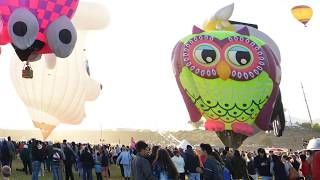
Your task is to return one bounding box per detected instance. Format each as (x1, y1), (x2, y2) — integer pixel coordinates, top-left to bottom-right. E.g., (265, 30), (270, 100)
(307, 138), (320, 150)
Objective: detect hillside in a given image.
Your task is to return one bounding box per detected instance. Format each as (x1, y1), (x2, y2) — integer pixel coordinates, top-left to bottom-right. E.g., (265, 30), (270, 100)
(1, 126), (319, 150)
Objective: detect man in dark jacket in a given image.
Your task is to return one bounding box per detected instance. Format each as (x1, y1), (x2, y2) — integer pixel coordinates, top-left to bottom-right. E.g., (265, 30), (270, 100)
(80, 147), (94, 180)
(199, 144), (223, 180)
(184, 145), (201, 180)
(64, 145), (76, 180)
(230, 150), (249, 180)
(254, 148), (272, 180)
(31, 140), (45, 180)
(20, 144), (32, 175)
(131, 141), (156, 180)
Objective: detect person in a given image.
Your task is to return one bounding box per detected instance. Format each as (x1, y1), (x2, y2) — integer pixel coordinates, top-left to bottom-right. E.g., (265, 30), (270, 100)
(171, 150), (185, 180)
(6, 137), (15, 168)
(270, 155), (288, 180)
(148, 145), (160, 165)
(152, 149), (179, 180)
(20, 144), (32, 175)
(64, 144), (76, 180)
(0, 141), (11, 166)
(254, 148), (272, 180)
(95, 152), (102, 180)
(198, 144), (223, 180)
(300, 154), (311, 180)
(117, 147), (132, 180)
(247, 152), (257, 180)
(131, 141), (156, 180)
(1, 166), (11, 180)
(290, 155), (300, 172)
(101, 148), (110, 180)
(311, 150), (320, 180)
(221, 150), (232, 173)
(184, 145), (201, 180)
(80, 147), (94, 180)
(31, 140), (45, 180)
(50, 143), (64, 180)
(230, 150), (250, 180)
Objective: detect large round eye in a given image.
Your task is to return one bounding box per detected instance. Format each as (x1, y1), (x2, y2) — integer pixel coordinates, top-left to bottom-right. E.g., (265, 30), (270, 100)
(193, 44), (220, 66)
(226, 45), (253, 68)
(8, 8), (39, 50)
(46, 16), (77, 58)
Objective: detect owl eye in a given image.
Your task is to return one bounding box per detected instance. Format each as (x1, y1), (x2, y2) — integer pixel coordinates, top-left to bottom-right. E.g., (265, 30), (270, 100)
(193, 44), (220, 66)
(226, 45), (253, 68)
(8, 8), (39, 50)
(46, 16), (77, 58)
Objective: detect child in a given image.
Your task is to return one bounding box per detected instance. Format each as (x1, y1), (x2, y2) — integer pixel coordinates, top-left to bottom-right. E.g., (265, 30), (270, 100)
(1, 166), (11, 180)
(95, 152), (102, 180)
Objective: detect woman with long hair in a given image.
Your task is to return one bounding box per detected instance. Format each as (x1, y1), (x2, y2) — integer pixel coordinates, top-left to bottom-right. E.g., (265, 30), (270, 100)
(152, 149), (179, 180)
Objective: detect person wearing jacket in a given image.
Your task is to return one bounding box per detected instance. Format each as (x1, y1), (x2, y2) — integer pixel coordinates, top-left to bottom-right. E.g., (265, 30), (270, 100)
(80, 147), (94, 180)
(230, 150), (250, 180)
(101, 148), (110, 180)
(117, 147), (132, 180)
(300, 154), (311, 180)
(64, 145), (76, 180)
(312, 151), (320, 180)
(184, 145), (201, 180)
(50, 143), (65, 180)
(198, 144), (224, 180)
(131, 141), (156, 180)
(270, 155), (288, 180)
(31, 140), (45, 180)
(171, 150), (185, 180)
(20, 144), (32, 175)
(247, 152), (257, 180)
(254, 148), (272, 180)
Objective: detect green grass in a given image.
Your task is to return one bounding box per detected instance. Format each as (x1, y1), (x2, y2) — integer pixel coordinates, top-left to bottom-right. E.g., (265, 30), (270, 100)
(7, 159), (123, 180)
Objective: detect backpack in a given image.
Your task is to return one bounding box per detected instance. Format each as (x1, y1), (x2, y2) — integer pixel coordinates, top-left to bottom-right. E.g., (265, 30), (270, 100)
(52, 150), (61, 162)
(1, 143), (10, 157)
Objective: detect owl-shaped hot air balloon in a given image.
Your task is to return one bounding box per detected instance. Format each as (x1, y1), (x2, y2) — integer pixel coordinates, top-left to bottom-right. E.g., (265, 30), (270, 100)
(172, 4), (285, 148)
(0, 0), (79, 62)
(10, 1), (109, 139)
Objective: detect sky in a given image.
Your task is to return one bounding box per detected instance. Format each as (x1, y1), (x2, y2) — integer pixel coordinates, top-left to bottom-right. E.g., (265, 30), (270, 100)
(0, 0), (319, 131)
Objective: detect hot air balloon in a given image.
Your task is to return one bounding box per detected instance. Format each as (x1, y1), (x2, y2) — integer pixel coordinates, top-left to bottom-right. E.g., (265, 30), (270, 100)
(172, 4), (285, 148)
(291, 5), (313, 27)
(10, 1), (109, 139)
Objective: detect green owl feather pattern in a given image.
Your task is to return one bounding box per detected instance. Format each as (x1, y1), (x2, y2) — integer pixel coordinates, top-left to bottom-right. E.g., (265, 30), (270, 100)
(179, 67), (273, 130)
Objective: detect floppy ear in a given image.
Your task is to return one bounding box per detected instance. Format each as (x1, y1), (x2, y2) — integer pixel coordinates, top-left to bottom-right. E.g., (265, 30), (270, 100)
(72, 2), (110, 30)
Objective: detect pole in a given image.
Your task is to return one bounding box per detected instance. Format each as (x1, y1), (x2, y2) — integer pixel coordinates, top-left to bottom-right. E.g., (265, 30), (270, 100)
(301, 82), (313, 127)
(287, 110), (293, 127)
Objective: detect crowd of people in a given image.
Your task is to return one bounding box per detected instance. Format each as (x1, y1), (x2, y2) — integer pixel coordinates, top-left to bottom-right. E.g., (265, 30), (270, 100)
(0, 136), (319, 180)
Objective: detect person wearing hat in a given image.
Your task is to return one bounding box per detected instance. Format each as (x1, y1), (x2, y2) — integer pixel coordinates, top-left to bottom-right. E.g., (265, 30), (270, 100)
(20, 144), (32, 175)
(31, 140), (45, 180)
(306, 138), (320, 180)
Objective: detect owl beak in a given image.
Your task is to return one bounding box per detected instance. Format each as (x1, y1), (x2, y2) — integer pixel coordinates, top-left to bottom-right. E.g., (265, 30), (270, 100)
(217, 61), (231, 80)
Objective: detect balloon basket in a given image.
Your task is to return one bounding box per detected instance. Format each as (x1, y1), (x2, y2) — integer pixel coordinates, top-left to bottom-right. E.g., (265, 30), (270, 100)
(216, 131), (248, 149)
(22, 63), (33, 79)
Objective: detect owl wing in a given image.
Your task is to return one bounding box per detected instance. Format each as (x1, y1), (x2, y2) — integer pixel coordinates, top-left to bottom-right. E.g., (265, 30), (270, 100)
(255, 45), (281, 130)
(172, 42), (202, 122)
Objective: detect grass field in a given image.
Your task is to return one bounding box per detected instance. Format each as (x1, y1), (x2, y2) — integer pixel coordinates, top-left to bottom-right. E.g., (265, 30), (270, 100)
(7, 160), (123, 180)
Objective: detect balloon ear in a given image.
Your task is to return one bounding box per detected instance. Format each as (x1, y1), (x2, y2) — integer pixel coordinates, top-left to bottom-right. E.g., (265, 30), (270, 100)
(192, 25), (204, 34)
(236, 26), (250, 36)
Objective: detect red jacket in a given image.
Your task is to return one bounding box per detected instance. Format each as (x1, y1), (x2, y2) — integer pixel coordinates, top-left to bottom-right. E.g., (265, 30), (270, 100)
(301, 160), (311, 177)
(312, 151), (320, 180)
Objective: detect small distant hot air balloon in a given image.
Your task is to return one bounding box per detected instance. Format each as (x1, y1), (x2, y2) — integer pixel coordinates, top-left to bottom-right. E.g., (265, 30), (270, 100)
(291, 5), (313, 27)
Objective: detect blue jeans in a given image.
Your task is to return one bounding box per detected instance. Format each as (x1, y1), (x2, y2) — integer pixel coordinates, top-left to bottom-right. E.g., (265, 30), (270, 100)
(188, 173), (201, 180)
(261, 176), (272, 180)
(52, 164), (62, 180)
(31, 161), (41, 180)
(123, 164), (131, 177)
(82, 167), (93, 180)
